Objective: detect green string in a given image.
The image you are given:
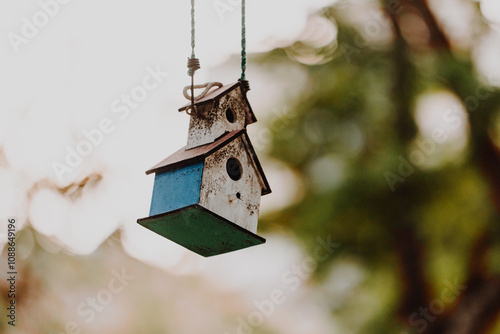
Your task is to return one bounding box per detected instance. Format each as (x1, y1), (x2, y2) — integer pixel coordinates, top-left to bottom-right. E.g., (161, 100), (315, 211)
(241, 0), (246, 81)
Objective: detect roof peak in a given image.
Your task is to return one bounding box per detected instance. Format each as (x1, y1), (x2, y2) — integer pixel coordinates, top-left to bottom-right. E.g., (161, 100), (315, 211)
(178, 81), (257, 125)
(146, 129), (245, 175)
(145, 129), (271, 195)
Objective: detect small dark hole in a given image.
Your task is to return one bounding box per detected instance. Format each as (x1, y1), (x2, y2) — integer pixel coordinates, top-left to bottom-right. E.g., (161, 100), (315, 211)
(226, 158), (242, 181)
(226, 108), (236, 123)
(236, 192), (241, 199)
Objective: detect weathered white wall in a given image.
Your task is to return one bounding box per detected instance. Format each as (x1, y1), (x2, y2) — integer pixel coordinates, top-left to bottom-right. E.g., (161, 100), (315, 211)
(199, 137), (262, 233)
(186, 87), (250, 149)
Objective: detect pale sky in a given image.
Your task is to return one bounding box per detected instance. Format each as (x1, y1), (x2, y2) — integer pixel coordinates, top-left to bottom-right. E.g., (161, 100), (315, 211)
(2, 2), (500, 334)
(1, 0), (500, 299)
(0, 0), (339, 279)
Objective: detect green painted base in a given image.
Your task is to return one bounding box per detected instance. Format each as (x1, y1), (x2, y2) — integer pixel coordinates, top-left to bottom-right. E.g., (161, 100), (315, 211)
(137, 204), (265, 257)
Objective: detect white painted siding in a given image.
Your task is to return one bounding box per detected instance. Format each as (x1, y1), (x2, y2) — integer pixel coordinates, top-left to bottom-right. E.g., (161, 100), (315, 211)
(186, 86), (250, 149)
(199, 137), (262, 233)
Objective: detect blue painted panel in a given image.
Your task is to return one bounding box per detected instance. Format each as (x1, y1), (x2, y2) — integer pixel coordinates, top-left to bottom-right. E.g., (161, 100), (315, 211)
(149, 162), (204, 216)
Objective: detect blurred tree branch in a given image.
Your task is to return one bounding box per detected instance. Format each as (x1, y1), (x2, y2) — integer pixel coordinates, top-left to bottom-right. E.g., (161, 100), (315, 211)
(408, 0), (450, 50)
(385, 0), (432, 320)
(261, 0), (500, 332)
(385, 0), (500, 332)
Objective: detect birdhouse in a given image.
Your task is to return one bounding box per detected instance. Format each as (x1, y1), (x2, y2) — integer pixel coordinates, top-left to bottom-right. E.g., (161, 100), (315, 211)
(182, 82), (257, 149)
(137, 82), (271, 257)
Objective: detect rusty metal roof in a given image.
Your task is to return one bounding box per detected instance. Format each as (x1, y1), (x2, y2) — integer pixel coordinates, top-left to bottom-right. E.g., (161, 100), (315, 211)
(178, 82), (257, 125)
(146, 129), (271, 195)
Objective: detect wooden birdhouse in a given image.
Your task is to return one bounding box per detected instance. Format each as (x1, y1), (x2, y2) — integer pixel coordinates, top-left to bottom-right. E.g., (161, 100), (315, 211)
(137, 82), (271, 257)
(181, 82), (257, 149)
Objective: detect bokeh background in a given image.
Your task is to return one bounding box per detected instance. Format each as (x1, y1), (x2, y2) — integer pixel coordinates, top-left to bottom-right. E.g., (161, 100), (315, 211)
(1, 0), (500, 333)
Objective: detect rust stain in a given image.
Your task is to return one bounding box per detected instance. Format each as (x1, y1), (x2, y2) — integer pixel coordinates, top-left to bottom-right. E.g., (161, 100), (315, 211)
(187, 89), (248, 149)
(199, 136), (262, 232)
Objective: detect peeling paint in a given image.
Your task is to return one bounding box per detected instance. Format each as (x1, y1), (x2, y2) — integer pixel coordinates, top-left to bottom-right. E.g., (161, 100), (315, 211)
(199, 136), (261, 233)
(187, 86), (250, 149)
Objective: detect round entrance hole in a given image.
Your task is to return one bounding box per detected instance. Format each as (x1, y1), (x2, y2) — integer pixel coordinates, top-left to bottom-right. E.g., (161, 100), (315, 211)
(226, 158), (242, 181)
(226, 108), (236, 123)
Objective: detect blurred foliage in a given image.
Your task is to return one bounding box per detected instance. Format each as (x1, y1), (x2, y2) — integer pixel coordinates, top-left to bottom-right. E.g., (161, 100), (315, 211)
(3, 1), (500, 333)
(259, 1), (500, 333)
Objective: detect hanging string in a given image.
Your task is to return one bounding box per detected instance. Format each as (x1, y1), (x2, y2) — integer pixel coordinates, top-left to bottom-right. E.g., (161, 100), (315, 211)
(186, 0), (200, 114)
(239, 0), (250, 92)
(240, 0), (246, 81)
(190, 0), (195, 59)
